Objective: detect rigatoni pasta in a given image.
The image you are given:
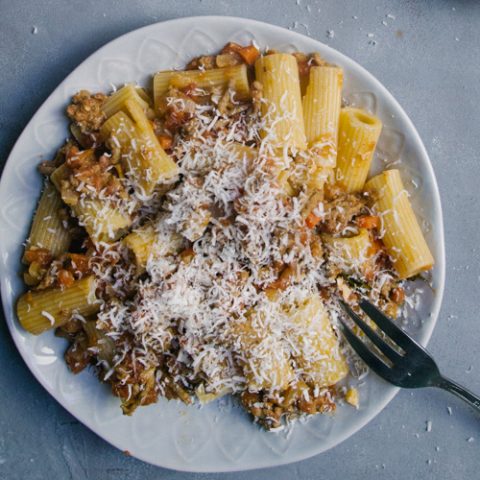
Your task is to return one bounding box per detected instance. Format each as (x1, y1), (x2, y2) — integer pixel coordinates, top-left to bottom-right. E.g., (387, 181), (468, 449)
(335, 107), (382, 192)
(25, 180), (72, 257)
(100, 100), (178, 197)
(123, 219), (183, 270)
(17, 276), (99, 335)
(255, 53), (307, 151)
(323, 228), (375, 277)
(153, 63), (250, 111)
(303, 65), (343, 158)
(232, 311), (295, 392)
(123, 223), (157, 269)
(287, 296), (348, 387)
(301, 66), (343, 191)
(102, 84), (152, 119)
(365, 169), (434, 279)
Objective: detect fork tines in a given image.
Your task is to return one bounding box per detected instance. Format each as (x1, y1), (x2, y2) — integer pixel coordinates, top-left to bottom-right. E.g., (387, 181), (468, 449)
(337, 299), (426, 385)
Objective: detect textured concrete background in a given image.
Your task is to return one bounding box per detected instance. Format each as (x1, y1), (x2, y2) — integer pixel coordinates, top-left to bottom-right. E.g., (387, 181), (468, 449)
(1, 1), (479, 479)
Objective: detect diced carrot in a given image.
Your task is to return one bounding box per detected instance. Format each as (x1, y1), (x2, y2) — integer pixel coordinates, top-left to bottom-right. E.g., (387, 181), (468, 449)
(357, 215), (380, 229)
(237, 45), (260, 65)
(305, 212), (321, 229)
(221, 43), (260, 65)
(157, 134), (173, 150)
(367, 238), (384, 256)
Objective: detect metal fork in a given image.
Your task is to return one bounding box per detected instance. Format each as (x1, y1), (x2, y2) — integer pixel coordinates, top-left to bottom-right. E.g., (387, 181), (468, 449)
(338, 299), (480, 413)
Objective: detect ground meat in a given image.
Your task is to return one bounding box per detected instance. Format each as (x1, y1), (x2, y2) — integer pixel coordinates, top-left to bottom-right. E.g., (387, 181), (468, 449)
(23, 248), (52, 267)
(187, 43), (259, 70)
(293, 52), (311, 78)
(220, 42), (260, 65)
(390, 286), (405, 304)
(36, 252), (92, 291)
(163, 88), (197, 132)
(311, 52), (327, 66)
(65, 332), (91, 374)
(38, 141), (73, 175)
(109, 346), (159, 415)
(66, 90), (107, 134)
(64, 145), (123, 197)
(241, 384), (336, 429)
(186, 55), (216, 70)
(217, 87), (250, 116)
(319, 189), (365, 235)
(293, 52), (327, 80)
(216, 52), (242, 68)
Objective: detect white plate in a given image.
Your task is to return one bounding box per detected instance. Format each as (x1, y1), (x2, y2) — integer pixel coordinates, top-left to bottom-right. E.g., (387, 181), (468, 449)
(0, 16), (445, 472)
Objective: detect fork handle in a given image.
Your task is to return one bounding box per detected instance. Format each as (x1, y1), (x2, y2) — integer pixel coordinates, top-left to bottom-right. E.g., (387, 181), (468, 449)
(436, 376), (480, 413)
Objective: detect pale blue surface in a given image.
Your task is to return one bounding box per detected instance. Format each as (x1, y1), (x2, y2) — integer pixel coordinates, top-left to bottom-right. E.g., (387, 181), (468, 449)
(1, 1), (479, 479)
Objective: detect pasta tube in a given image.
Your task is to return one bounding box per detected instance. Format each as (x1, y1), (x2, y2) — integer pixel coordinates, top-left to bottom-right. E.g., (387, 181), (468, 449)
(232, 313), (294, 392)
(135, 86), (153, 105)
(289, 154), (332, 194)
(101, 102), (178, 197)
(17, 276), (99, 335)
(123, 224), (156, 269)
(255, 54), (307, 151)
(25, 180), (71, 257)
(102, 84), (152, 119)
(153, 64), (250, 110)
(123, 221), (183, 269)
(195, 385), (231, 405)
(365, 169), (434, 279)
(287, 296), (348, 386)
(225, 143), (258, 163)
(50, 164), (132, 243)
(323, 228), (375, 276)
(303, 66), (343, 161)
(335, 107), (382, 192)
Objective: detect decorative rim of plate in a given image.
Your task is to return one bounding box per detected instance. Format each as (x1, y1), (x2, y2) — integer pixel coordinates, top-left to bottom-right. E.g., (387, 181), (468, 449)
(0, 15), (445, 472)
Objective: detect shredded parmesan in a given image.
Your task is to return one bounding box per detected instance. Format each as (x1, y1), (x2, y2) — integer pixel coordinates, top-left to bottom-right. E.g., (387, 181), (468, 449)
(41, 311), (55, 326)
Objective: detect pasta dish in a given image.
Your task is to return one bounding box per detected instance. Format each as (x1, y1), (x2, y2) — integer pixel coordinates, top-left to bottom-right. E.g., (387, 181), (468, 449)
(16, 43), (434, 430)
